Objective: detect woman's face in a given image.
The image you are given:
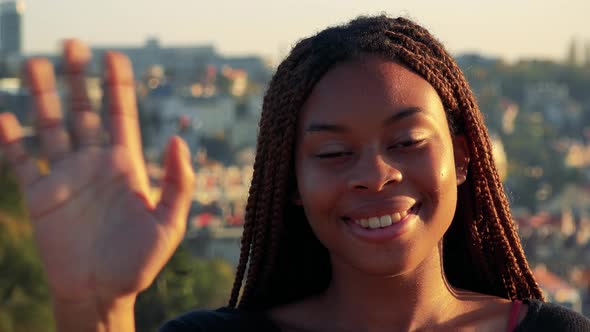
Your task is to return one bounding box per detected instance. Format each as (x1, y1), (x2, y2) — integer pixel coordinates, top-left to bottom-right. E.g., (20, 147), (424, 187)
(294, 55), (468, 276)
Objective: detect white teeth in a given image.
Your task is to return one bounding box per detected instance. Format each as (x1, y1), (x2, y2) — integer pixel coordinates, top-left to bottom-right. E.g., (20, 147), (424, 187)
(368, 217), (381, 229)
(379, 215), (392, 227)
(352, 207), (414, 229)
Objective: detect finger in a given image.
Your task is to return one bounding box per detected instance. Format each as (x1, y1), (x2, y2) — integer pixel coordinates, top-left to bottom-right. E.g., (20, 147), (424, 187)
(26, 58), (72, 163)
(154, 137), (194, 233)
(0, 113), (42, 186)
(63, 39), (103, 148)
(103, 51), (149, 194)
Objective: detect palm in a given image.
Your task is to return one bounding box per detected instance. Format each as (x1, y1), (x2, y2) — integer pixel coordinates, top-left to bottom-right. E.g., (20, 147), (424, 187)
(0, 40), (194, 304)
(30, 147), (163, 300)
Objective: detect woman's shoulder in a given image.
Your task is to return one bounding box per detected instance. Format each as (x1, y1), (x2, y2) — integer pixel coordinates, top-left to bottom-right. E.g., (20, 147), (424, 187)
(159, 307), (281, 332)
(516, 299), (590, 331)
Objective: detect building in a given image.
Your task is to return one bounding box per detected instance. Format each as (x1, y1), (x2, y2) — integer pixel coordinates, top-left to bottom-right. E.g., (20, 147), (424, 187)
(0, 1), (24, 56)
(88, 38), (218, 85)
(0, 77), (30, 124)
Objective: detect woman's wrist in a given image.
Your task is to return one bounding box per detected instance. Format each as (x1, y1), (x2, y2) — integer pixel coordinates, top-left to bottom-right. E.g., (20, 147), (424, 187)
(52, 294), (137, 332)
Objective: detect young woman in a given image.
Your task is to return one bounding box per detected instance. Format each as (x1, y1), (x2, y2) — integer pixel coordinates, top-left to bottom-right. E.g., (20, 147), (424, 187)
(0, 15), (589, 332)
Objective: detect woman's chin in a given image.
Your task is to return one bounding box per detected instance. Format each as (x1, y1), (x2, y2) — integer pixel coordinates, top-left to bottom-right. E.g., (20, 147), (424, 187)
(334, 256), (415, 279)
(331, 244), (440, 281)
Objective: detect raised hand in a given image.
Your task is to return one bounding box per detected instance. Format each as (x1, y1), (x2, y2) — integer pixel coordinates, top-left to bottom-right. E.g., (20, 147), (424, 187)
(0, 40), (194, 328)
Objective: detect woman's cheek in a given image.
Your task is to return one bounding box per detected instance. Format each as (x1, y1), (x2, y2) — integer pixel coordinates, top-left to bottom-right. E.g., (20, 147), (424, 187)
(298, 162), (344, 215)
(421, 143), (455, 183)
(304, 172), (336, 203)
(298, 162), (326, 200)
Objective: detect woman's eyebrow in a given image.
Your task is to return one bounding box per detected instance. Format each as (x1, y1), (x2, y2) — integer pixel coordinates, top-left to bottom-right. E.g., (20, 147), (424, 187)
(383, 106), (423, 126)
(304, 123), (348, 134)
(304, 106), (424, 134)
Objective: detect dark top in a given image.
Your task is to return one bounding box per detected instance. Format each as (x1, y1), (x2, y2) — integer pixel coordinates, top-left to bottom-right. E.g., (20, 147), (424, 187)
(159, 299), (590, 332)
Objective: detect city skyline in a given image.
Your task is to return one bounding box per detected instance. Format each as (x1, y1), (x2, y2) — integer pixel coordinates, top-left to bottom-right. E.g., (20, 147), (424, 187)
(15, 0), (590, 63)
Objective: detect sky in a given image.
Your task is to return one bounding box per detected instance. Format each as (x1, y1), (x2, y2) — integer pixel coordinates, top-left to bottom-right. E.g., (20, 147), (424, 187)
(19, 0), (590, 64)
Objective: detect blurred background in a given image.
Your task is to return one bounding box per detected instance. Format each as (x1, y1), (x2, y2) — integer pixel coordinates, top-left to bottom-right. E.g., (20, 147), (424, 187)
(0, 0), (589, 331)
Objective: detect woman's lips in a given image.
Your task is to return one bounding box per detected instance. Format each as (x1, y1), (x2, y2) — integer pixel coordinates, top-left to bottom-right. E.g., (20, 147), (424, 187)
(342, 203), (421, 243)
(341, 200), (417, 221)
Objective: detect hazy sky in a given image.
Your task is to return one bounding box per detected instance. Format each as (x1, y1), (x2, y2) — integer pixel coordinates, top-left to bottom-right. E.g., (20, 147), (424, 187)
(21, 0), (589, 63)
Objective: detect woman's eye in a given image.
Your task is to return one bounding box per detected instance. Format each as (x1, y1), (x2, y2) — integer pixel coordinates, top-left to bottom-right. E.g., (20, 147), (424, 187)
(315, 151), (352, 159)
(390, 139), (425, 149)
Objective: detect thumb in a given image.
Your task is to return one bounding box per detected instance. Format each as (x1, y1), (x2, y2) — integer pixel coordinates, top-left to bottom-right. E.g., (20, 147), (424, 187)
(154, 136), (195, 234)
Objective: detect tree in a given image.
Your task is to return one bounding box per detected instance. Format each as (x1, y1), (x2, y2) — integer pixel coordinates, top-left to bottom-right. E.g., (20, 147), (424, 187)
(135, 245), (234, 332)
(0, 161), (55, 332)
(0, 161), (26, 219)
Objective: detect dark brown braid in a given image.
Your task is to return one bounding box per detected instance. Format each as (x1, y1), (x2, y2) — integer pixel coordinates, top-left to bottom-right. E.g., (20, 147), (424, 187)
(228, 15), (544, 310)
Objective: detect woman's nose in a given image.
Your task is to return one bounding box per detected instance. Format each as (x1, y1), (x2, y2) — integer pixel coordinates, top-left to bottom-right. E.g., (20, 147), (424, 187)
(347, 152), (402, 192)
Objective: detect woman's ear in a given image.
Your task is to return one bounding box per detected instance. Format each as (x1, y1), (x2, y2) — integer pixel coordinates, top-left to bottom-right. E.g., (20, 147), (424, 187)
(453, 135), (470, 186)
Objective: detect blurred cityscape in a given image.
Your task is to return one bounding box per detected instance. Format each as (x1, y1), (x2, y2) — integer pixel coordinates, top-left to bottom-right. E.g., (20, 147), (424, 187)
(1, 1), (590, 331)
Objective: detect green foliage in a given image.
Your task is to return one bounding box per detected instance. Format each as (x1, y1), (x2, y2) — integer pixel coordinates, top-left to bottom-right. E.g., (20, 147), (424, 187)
(135, 245), (234, 332)
(501, 112), (581, 211)
(0, 160), (55, 332)
(458, 57), (590, 212)
(0, 211), (55, 330)
(0, 162), (27, 219)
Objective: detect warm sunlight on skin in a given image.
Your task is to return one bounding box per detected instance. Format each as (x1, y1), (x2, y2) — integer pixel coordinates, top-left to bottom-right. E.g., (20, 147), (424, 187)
(295, 57), (464, 276)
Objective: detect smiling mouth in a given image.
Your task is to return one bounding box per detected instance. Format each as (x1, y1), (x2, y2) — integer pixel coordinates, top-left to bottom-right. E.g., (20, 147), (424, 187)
(341, 204), (420, 230)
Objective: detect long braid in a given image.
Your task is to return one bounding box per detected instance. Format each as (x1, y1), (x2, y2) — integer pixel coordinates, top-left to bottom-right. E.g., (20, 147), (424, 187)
(229, 14), (543, 309)
(239, 120), (280, 305)
(229, 75), (289, 306)
(452, 63), (541, 299)
(230, 41), (327, 307)
(228, 117), (268, 307)
(241, 93), (299, 306)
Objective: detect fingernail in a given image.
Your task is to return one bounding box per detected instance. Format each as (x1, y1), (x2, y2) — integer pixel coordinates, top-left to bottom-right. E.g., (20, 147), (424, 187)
(26, 58), (56, 94)
(0, 113), (22, 142)
(64, 39), (91, 71)
(104, 52), (134, 85)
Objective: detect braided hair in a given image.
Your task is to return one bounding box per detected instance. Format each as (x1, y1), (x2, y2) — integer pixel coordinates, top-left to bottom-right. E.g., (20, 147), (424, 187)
(228, 14), (543, 310)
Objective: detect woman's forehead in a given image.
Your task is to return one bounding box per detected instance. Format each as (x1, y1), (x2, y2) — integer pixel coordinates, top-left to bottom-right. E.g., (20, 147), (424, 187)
(299, 56), (445, 125)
